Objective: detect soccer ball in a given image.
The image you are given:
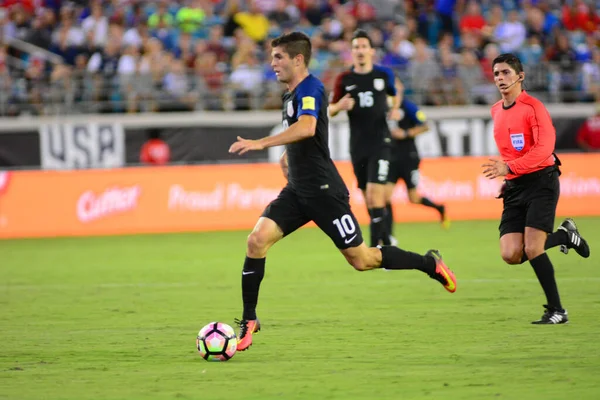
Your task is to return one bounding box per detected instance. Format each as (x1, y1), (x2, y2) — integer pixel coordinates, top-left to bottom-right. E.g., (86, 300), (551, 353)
(196, 322), (237, 361)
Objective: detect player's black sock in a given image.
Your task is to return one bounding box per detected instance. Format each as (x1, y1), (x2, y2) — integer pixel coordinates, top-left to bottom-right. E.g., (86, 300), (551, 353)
(379, 246), (436, 275)
(519, 231), (569, 263)
(369, 207), (390, 246)
(242, 256), (265, 320)
(385, 203), (394, 237)
(529, 253), (563, 311)
(420, 197), (443, 213)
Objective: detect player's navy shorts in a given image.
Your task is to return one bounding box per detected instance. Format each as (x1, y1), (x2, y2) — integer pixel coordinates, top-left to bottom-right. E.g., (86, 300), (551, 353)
(261, 185), (363, 249)
(351, 146), (391, 190)
(388, 155), (420, 189)
(499, 166), (560, 237)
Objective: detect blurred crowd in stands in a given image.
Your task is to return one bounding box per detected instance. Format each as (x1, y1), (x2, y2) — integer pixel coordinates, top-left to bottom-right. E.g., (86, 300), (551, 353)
(0, 0), (598, 115)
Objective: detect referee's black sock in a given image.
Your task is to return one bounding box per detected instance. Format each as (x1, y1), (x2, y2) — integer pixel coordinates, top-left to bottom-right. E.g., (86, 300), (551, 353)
(379, 246), (436, 275)
(519, 230), (569, 263)
(242, 256), (265, 320)
(545, 230), (568, 249)
(369, 208), (390, 246)
(529, 253), (563, 310)
(385, 203), (394, 237)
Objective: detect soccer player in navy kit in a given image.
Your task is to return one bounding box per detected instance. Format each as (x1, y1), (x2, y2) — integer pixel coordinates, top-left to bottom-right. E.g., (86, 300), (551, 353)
(482, 53), (590, 324)
(385, 80), (449, 244)
(329, 29), (401, 247)
(229, 32), (457, 351)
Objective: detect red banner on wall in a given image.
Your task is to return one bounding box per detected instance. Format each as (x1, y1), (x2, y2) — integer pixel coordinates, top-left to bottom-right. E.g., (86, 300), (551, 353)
(0, 155), (599, 239)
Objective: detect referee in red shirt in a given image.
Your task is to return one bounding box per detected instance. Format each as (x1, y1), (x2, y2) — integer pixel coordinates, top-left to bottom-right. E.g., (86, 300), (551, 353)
(482, 53), (590, 325)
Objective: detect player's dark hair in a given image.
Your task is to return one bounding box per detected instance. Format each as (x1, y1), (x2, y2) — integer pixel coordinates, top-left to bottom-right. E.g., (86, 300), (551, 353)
(271, 32), (312, 66)
(351, 29), (373, 47)
(492, 53), (524, 75)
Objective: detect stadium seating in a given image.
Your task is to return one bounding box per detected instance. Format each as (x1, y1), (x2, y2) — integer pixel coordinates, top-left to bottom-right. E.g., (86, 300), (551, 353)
(0, 0), (598, 115)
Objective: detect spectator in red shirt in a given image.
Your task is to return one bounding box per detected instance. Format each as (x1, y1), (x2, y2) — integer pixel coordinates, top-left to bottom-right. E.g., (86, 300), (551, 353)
(562, 0), (600, 33)
(576, 104), (600, 152)
(459, 1), (486, 36)
(482, 53), (590, 325)
(140, 130), (171, 165)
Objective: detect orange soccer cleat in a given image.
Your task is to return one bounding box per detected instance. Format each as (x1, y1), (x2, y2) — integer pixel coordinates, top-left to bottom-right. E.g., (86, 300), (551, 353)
(426, 249), (457, 293)
(234, 318), (261, 351)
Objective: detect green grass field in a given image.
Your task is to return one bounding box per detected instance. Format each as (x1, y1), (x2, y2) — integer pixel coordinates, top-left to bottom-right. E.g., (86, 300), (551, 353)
(1, 218), (599, 400)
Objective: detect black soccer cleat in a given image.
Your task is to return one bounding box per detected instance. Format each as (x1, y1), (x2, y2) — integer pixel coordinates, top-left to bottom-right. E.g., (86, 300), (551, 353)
(557, 218), (590, 258)
(531, 305), (568, 325)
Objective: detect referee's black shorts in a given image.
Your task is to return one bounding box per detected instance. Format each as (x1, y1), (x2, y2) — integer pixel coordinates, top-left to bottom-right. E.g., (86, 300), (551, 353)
(499, 166), (560, 237)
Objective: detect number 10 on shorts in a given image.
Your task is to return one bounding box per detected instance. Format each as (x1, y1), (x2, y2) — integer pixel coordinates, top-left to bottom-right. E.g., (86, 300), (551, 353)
(333, 214), (357, 238)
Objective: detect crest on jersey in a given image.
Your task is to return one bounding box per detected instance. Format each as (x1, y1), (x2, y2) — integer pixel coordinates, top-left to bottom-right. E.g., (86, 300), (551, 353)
(510, 133), (525, 151)
(287, 101), (294, 117)
(374, 78), (385, 91)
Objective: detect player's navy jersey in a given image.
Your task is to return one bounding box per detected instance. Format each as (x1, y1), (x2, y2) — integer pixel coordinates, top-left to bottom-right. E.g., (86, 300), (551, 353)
(391, 99), (426, 160)
(282, 74), (348, 197)
(331, 65), (396, 159)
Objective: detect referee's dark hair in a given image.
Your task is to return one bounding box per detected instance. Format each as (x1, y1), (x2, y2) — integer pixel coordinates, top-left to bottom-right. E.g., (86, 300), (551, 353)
(492, 53), (524, 75)
(352, 29), (373, 48)
(271, 31), (312, 66)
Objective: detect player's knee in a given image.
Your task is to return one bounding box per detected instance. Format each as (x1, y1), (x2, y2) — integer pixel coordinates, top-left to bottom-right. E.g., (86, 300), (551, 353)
(246, 231), (269, 256)
(365, 186), (386, 208)
(501, 248), (522, 265)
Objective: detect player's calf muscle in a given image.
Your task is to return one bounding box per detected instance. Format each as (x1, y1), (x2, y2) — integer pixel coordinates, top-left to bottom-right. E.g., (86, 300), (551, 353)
(342, 246), (382, 271)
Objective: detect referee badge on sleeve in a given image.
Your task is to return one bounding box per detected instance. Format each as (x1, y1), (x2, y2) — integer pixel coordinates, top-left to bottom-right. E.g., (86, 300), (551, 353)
(510, 133), (525, 151)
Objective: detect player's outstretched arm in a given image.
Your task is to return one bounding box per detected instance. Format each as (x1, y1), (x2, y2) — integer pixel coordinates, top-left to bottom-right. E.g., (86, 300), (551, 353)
(229, 115), (317, 155)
